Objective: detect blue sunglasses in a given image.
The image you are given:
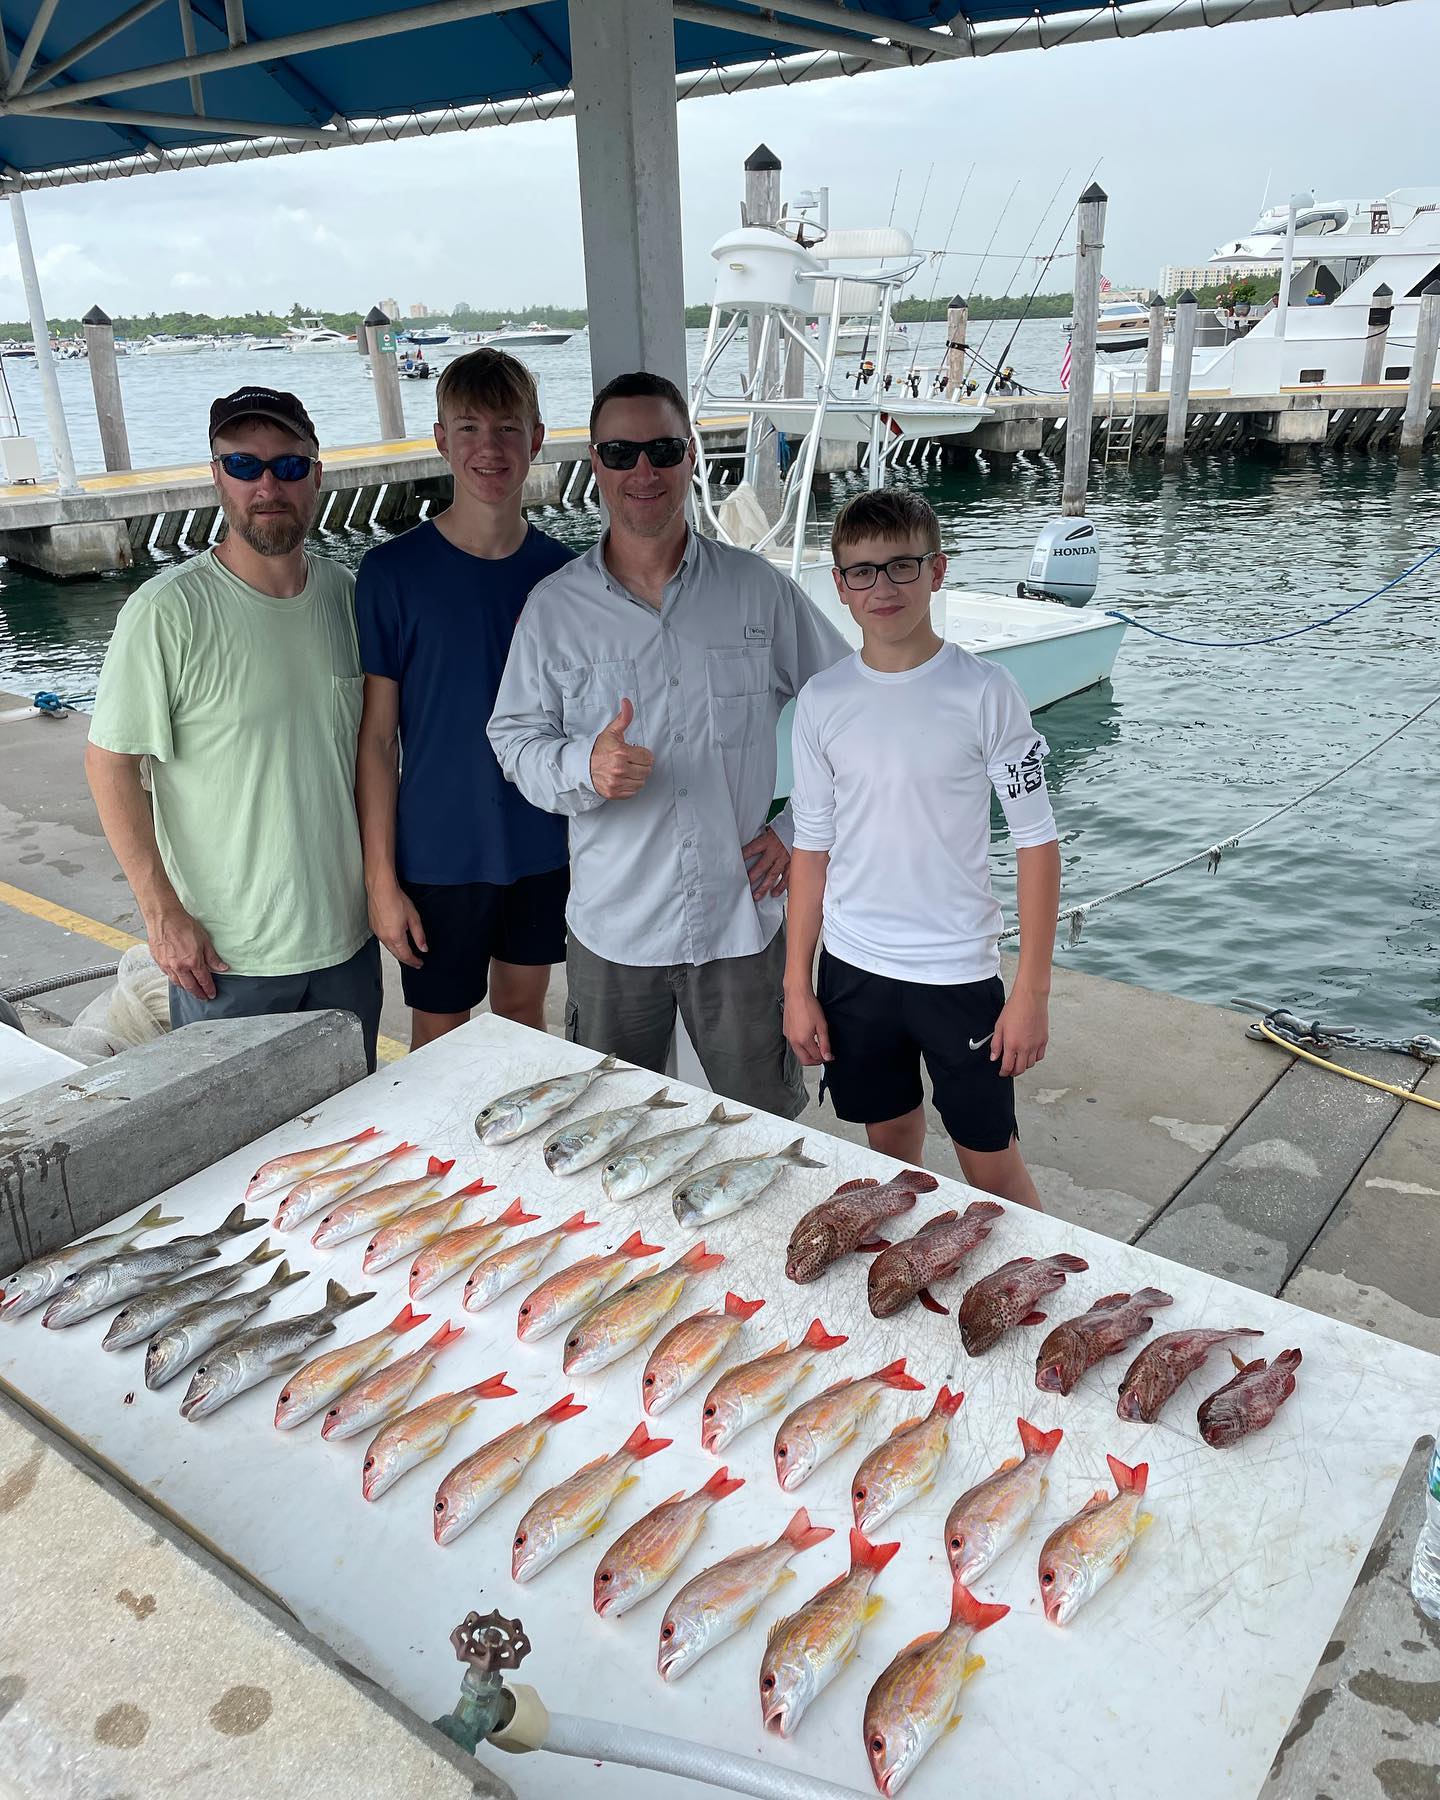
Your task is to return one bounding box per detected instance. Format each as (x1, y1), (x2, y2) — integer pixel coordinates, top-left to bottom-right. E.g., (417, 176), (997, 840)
(216, 451), (315, 482)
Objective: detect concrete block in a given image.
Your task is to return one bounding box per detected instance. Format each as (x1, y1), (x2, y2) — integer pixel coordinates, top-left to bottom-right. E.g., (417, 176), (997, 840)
(0, 520), (132, 578)
(1251, 407), (1328, 448)
(0, 1011), (366, 1277)
(973, 418), (1043, 455)
(0, 1395), (515, 1800)
(1138, 1048), (1419, 1295)
(522, 461), (562, 506)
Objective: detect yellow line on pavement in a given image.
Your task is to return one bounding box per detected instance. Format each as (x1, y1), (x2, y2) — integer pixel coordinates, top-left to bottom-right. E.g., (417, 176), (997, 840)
(0, 878), (406, 1061)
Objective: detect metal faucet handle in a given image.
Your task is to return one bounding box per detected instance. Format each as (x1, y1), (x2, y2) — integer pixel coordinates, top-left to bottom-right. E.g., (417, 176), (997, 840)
(450, 1609), (531, 1675)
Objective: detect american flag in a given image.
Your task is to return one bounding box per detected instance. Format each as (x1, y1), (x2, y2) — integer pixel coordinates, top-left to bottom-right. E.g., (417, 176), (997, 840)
(1060, 338), (1072, 391)
(1100, 274), (1112, 293)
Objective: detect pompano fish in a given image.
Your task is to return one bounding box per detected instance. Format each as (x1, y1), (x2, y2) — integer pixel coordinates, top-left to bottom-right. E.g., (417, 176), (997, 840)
(516, 1231), (663, 1342)
(2, 1203), (181, 1319)
(44, 1205), (265, 1328)
(362, 1176), (497, 1274)
(102, 1239), (283, 1350)
(601, 1104), (752, 1203)
(543, 1088), (686, 1176)
(700, 1319), (848, 1455)
(851, 1386), (965, 1533)
(144, 1259), (307, 1389)
(593, 1467), (745, 1617)
(957, 1252), (1089, 1356)
(362, 1373), (517, 1501)
(759, 1528), (899, 1739)
(461, 1212), (599, 1313)
(672, 1139), (826, 1230)
(476, 1054), (621, 1145)
(785, 1170), (938, 1285)
(563, 1242), (724, 1376)
(245, 1127), (381, 1204)
(511, 1421), (672, 1582)
(658, 1508), (834, 1682)
(433, 1394), (587, 1546)
(274, 1140), (417, 1232)
(945, 1416), (1065, 1584)
(320, 1319), (465, 1440)
(273, 1303), (431, 1430)
(1035, 1288), (1174, 1395)
(179, 1280), (374, 1420)
(773, 1358), (925, 1491)
(409, 1198), (540, 1300)
(1117, 1326), (1265, 1424)
(1198, 1348), (1302, 1448)
(867, 1201), (1005, 1318)
(641, 1292), (766, 1416)
(310, 1156), (460, 1248)
(1038, 1453), (1152, 1625)
(864, 1579), (1009, 1796)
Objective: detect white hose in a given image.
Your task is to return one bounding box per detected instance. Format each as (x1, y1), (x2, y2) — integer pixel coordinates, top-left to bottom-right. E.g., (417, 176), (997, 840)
(540, 1711), (870, 1800)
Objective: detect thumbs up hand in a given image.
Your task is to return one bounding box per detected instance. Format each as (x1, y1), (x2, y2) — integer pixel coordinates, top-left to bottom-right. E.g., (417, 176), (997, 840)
(589, 697), (655, 800)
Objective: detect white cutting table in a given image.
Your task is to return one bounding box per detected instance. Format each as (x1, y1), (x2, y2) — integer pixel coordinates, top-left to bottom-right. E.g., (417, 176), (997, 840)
(1, 1016), (1435, 1800)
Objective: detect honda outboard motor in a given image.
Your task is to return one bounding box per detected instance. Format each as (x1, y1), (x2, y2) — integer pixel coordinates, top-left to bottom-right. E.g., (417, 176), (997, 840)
(1019, 518), (1098, 606)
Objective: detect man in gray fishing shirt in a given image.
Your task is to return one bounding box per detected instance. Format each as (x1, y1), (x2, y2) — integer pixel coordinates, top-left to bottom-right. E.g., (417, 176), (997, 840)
(488, 370), (848, 1118)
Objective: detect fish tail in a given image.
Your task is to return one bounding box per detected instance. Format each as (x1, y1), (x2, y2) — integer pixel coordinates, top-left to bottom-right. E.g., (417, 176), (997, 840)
(706, 1103), (753, 1126)
(646, 1088), (687, 1110)
(426, 1320), (466, 1351)
(933, 1384), (966, 1418)
(782, 1508), (834, 1553)
(1131, 1288), (1174, 1309)
(1106, 1453), (1148, 1496)
(1275, 1347), (1303, 1370)
(867, 1357), (923, 1392)
(622, 1422), (672, 1461)
(782, 1138), (827, 1168)
(470, 1371), (517, 1400)
(594, 1054), (621, 1072)
(346, 1126), (383, 1146)
(136, 1202), (182, 1232)
(949, 1580), (1010, 1633)
(1049, 1254), (1089, 1273)
(964, 1200), (1005, 1221)
(560, 1211), (601, 1234)
(456, 1176), (500, 1197)
(494, 1197), (539, 1226)
(724, 1291), (766, 1320)
(385, 1140), (419, 1161)
(618, 1231), (663, 1259)
(678, 1241), (725, 1275)
(221, 1204), (264, 1234)
(387, 1303), (429, 1334)
(543, 1393), (587, 1423)
(700, 1466), (745, 1501)
(849, 1528), (901, 1574)
(426, 1156), (457, 1177)
(244, 1239), (286, 1266)
(268, 1260), (308, 1291)
(1017, 1415), (1064, 1457)
(896, 1169), (940, 1193)
(325, 1280), (376, 1315)
(801, 1318), (847, 1352)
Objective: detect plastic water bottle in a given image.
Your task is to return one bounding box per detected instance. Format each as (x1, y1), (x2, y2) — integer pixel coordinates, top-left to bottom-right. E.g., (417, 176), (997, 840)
(1411, 1440), (1440, 1620)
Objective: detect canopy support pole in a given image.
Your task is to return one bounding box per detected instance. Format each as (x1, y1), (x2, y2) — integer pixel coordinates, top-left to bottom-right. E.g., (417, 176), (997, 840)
(6, 188), (81, 494)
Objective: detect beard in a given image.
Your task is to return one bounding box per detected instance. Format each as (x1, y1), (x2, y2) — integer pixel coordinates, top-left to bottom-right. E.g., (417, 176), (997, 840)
(220, 491), (315, 556)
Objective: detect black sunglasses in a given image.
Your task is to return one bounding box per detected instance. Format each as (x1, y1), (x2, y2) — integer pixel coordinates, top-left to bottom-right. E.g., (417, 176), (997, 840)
(836, 551), (939, 592)
(592, 436), (690, 471)
(215, 451), (315, 483)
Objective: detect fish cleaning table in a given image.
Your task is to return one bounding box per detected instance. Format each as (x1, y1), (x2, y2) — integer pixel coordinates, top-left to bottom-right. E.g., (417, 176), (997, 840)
(2, 1016), (1435, 1799)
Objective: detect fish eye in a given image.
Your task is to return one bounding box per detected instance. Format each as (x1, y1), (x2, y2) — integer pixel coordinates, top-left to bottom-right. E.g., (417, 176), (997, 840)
(519, 1304), (531, 1317)
(643, 1374), (655, 1387)
(1041, 1568), (1055, 1587)
(776, 1444), (788, 1459)
(365, 1240), (377, 1253)
(949, 1533), (963, 1551)
(363, 1457), (375, 1472)
(514, 1532), (527, 1548)
(279, 1390), (291, 1404)
(660, 1624), (674, 1641)
(598, 1570), (612, 1584)
(853, 1486), (866, 1502)
(434, 1499), (446, 1515)
(870, 1736), (885, 1755)
(703, 1404), (716, 1418)
(196, 1364), (207, 1376)
(761, 1674), (776, 1692)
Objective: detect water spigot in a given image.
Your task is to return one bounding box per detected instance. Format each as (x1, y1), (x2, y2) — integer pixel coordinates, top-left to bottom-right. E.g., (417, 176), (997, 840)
(433, 1609), (530, 1751)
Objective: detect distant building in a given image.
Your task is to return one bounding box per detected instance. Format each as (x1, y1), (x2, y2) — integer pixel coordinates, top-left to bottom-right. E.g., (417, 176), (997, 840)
(378, 298), (400, 322)
(1159, 261), (1282, 297)
(408, 302), (428, 318)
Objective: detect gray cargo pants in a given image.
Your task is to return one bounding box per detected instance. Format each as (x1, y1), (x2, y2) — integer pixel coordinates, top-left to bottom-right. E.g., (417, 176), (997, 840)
(565, 928), (807, 1121)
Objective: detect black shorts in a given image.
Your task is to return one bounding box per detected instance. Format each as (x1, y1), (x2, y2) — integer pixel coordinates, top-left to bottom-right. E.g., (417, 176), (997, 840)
(400, 866), (569, 1015)
(817, 951), (1016, 1153)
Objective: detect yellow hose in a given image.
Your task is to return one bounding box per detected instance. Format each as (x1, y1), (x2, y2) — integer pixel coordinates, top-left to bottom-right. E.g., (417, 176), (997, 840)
(1256, 1019), (1440, 1112)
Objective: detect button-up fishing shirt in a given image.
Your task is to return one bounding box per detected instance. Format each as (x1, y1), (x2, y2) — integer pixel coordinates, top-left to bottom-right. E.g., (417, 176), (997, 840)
(488, 531), (849, 968)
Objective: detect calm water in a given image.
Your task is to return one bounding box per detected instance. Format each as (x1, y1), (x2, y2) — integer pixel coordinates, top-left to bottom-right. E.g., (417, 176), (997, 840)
(1, 326), (1436, 1035)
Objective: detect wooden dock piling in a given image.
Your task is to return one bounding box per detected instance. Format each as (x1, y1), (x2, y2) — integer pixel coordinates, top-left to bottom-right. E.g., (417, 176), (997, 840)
(1145, 291), (1165, 393)
(1165, 290), (1198, 471)
(743, 143), (784, 524)
(1360, 283), (1392, 391)
(1061, 183), (1106, 516)
(945, 295), (968, 394)
(365, 307), (405, 444)
(1400, 282), (1440, 465)
(81, 307), (130, 473)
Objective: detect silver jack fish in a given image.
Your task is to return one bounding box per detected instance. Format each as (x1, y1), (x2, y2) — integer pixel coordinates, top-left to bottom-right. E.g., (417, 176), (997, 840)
(673, 1139), (826, 1229)
(602, 1104), (751, 1204)
(102, 1239), (284, 1351)
(145, 1260), (307, 1389)
(2, 1203), (180, 1320)
(542, 1088), (686, 1176)
(475, 1055), (621, 1146)
(178, 1279), (373, 1420)
(43, 1205), (265, 1329)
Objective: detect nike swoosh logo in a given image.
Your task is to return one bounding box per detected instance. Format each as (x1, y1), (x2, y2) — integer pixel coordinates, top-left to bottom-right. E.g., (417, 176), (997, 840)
(969, 1034), (993, 1051)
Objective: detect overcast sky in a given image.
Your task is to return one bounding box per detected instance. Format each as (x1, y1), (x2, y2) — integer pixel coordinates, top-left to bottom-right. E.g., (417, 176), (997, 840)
(1, 2), (1435, 321)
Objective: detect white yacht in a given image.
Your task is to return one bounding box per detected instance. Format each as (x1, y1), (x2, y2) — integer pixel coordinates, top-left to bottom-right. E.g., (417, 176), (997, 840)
(286, 318), (355, 354)
(137, 335), (210, 356)
(1067, 298), (1152, 353)
(481, 321), (574, 348)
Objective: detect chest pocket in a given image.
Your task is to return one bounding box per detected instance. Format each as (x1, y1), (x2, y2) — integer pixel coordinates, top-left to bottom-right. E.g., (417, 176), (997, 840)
(705, 647), (771, 748)
(560, 658), (643, 744)
(332, 674), (364, 743)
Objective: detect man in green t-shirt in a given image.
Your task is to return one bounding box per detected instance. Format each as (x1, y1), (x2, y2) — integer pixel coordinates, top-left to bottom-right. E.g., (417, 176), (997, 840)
(86, 387), (380, 1068)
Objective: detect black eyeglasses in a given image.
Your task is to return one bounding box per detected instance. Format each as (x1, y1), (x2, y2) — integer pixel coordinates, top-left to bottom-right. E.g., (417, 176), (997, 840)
(592, 437), (690, 471)
(836, 551), (939, 592)
(215, 452), (315, 483)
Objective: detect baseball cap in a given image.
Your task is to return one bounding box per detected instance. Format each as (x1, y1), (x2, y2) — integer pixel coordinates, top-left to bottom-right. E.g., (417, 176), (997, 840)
(208, 387), (319, 453)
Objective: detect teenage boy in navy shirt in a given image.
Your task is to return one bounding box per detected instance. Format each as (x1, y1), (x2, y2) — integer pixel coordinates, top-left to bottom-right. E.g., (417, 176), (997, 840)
(783, 489), (1060, 1210)
(355, 349), (574, 1047)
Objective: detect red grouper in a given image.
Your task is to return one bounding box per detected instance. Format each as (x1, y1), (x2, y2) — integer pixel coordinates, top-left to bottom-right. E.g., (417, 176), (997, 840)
(1116, 1326), (1264, 1424)
(1034, 1288), (1174, 1396)
(867, 1201), (1004, 1317)
(1198, 1348), (1302, 1447)
(786, 1170), (939, 1285)
(957, 1253), (1089, 1356)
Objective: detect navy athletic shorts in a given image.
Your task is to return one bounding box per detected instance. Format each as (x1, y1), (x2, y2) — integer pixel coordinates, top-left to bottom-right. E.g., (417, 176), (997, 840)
(400, 865), (569, 1015)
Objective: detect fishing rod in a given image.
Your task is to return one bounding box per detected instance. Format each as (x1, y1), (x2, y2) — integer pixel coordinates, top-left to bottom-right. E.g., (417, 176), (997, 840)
(982, 157), (1102, 396)
(973, 166), (1073, 388)
(903, 165), (975, 390)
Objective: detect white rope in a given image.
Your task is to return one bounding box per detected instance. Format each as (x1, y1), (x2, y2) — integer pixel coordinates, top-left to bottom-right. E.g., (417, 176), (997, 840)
(1000, 687), (1440, 946)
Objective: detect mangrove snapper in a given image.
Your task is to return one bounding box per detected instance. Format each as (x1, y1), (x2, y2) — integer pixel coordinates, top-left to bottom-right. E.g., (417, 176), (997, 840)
(44, 1205), (264, 1328)
(102, 1238), (282, 1351)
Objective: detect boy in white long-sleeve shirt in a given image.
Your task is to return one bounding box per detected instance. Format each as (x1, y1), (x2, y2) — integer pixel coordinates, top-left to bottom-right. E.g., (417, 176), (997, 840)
(783, 490), (1060, 1210)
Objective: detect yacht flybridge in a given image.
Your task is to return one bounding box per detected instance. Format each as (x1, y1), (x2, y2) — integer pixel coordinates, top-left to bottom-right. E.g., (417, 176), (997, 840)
(690, 218), (1125, 714)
